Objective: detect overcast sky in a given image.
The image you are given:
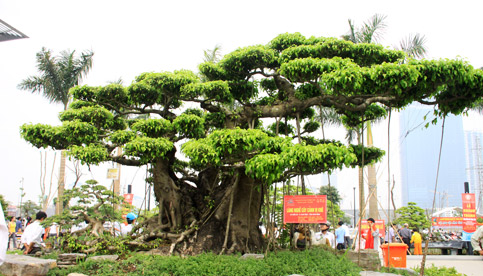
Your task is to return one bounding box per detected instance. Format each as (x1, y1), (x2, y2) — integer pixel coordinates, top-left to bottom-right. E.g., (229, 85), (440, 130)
(1, 0), (483, 209)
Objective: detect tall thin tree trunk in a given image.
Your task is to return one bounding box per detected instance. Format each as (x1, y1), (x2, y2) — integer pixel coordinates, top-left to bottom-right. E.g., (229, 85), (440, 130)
(367, 122), (378, 219)
(56, 150), (66, 215)
(113, 147), (122, 210)
(357, 131), (365, 217)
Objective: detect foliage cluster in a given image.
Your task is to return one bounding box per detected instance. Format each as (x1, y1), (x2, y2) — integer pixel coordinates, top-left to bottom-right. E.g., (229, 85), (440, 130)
(55, 232), (163, 256)
(416, 264), (467, 276)
(43, 180), (130, 239)
(0, 194), (8, 215)
(380, 265), (466, 276)
(393, 202), (431, 230)
(47, 248), (361, 276)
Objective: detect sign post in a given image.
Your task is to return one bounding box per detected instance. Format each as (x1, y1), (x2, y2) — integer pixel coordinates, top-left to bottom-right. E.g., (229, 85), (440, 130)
(283, 195), (327, 224)
(462, 193), (477, 233)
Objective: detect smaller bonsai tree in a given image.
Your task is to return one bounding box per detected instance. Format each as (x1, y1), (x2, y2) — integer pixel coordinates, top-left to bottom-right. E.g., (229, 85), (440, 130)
(393, 202), (430, 230)
(46, 179), (128, 236)
(43, 180), (138, 254)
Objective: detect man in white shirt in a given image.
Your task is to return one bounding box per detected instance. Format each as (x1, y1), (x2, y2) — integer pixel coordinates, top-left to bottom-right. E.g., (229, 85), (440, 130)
(0, 203), (8, 265)
(320, 222), (336, 249)
(470, 225), (483, 256)
(49, 222), (59, 238)
(121, 212), (137, 236)
(21, 211), (47, 255)
(385, 224), (396, 243)
(340, 222), (351, 248)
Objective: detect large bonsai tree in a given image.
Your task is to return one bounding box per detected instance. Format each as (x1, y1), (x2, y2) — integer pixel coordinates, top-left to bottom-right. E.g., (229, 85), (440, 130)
(20, 33), (483, 254)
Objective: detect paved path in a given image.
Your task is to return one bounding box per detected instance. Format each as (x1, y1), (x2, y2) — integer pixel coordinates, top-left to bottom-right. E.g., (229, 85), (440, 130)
(406, 255), (483, 276)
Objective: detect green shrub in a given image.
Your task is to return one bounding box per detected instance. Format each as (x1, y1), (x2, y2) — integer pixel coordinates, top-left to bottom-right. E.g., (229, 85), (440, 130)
(380, 264), (466, 276)
(47, 248), (361, 276)
(416, 264), (467, 276)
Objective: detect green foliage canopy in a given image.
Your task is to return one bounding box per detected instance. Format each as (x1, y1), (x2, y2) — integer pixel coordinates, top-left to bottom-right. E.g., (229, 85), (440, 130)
(19, 34), (483, 232)
(393, 202), (431, 230)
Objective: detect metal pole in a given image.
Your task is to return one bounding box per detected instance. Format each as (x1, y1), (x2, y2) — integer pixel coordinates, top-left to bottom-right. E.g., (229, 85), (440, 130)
(19, 178), (24, 217)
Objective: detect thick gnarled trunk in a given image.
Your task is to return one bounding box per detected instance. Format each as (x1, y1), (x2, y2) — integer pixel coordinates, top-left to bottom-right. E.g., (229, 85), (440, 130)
(148, 160), (264, 254)
(152, 157), (184, 230)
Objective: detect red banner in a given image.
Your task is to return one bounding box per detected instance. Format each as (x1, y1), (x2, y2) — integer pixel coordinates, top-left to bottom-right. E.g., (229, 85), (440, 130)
(360, 219), (386, 238)
(123, 193), (134, 205)
(462, 193), (477, 233)
(121, 193), (134, 219)
(431, 217), (463, 228)
(283, 195), (327, 224)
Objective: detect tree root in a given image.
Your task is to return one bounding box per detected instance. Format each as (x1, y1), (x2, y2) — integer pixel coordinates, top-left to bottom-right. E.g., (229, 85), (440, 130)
(226, 231), (238, 254)
(169, 220), (197, 255)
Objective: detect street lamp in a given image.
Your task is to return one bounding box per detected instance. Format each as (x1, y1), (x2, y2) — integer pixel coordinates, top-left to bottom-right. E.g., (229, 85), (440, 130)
(353, 187), (356, 227)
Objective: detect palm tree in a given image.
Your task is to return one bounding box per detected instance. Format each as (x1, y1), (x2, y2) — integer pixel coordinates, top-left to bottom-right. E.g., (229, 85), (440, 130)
(342, 15), (427, 219)
(18, 47), (94, 215)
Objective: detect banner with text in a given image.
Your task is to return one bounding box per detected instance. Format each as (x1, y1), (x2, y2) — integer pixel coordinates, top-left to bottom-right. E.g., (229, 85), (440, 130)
(431, 217), (463, 228)
(360, 219), (386, 238)
(462, 193), (477, 233)
(283, 195), (327, 224)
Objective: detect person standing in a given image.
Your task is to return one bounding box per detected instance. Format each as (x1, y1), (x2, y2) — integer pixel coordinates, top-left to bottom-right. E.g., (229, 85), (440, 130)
(470, 225), (483, 256)
(15, 217), (23, 233)
(320, 222), (336, 249)
(8, 217), (17, 249)
(0, 203), (8, 265)
(385, 224), (396, 243)
(410, 228), (422, 255)
(364, 218), (380, 250)
(293, 224), (310, 249)
(21, 211), (47, 255)
(25, 217), (32, 228)
(340, 221), (351, 248)
(399, 223), (412, 254)
(335, 221), (346, 250)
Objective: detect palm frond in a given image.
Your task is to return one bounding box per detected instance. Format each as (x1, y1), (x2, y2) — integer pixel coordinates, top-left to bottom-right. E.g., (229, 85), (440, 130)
(342, 19), (358, 43)
(345, 127), (357, 144)
(399, 33), (427, 59)
(203, 44), (222, 63)
(360, 14), (387, 43)
(317, 106), (342, 126)
(343, 14), (387, 44)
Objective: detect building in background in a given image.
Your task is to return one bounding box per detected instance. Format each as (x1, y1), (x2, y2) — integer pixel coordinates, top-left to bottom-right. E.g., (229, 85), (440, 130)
(464, 131), (483, 213)
(0, 19), (28, 42)
(399, 104), (467, 210)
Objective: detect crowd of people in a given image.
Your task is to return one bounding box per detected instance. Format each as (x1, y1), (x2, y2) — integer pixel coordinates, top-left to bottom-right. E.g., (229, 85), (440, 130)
(2, 202), (482, 266)
(265, 219), (458, 256)
(288, 219), (483, 257)
(1, 210), (140, 257)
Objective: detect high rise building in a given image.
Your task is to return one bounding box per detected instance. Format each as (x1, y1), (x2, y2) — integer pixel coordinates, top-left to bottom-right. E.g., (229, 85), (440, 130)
(464, 131), (483, 213)
(399, 104), (466, 210)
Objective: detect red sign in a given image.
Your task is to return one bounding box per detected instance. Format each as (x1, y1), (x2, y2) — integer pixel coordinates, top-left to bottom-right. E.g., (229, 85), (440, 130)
(123, 193), (134, 205)
(431, 217), (463, 228)
(283, 195), (327, 224)
(462, 193), (477, 233)
(360, 219), (386, 238)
